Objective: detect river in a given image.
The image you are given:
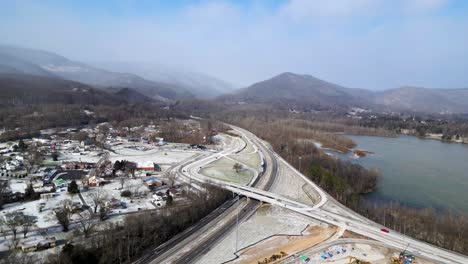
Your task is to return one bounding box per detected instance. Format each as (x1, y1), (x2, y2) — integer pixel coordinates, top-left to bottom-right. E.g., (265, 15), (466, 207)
(328, 135), (468, 215)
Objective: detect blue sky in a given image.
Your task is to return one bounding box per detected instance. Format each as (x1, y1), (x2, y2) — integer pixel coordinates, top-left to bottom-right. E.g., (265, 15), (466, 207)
(1, 0), (468, 89)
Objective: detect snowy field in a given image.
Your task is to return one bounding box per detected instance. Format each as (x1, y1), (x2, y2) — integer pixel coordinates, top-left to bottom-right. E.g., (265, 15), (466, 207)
(200, 167), (253, 185)
(60, 141), (201, 165)
(227, 139), (261, 170)
(200, 157), (255, 185)
(1, 188), (82, 229)
(200, 134), (261, 185)
(269, 159), (320, 205)
(196, 205), (330, 264)
(227, 153), (261, 170)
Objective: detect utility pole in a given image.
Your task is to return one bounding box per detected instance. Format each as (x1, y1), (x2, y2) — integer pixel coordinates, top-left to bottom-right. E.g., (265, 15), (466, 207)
(235, 172), (240, 255)
(298, 156), (302, 198)
(236, 194), (239, 255)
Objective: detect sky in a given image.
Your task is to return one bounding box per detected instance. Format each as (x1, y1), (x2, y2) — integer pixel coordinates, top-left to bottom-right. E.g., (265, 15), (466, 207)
(1, 0), (468, 89)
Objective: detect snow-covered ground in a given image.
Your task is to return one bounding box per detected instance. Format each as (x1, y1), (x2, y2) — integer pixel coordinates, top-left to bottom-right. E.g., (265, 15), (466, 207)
(200, 134), (261, 186)
(196, 205), (329, 264)
(269, 159), (320, 205)
(61, 142), (200, 166)
(1, 188), (82, 229)
(80, 178), (154, 215)
(201, 167), (253, 185)
(9, 180), (28, 193)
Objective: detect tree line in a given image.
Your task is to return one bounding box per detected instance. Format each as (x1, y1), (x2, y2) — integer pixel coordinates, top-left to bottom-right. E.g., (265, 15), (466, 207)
(216, 111), (468, 255)
(0, 104), (188, 142)
(39, 184), (231, 264)
(359, 113), (468, 139)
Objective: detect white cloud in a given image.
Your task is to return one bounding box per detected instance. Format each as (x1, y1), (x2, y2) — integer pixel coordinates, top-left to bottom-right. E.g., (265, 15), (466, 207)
(405, 0), (449, 13)
(279, 0), (449, 21)
(281, 0), (381, 20)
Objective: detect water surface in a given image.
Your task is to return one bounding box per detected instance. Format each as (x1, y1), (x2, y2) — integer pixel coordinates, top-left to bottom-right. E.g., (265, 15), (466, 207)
(331, 135), (468, 215)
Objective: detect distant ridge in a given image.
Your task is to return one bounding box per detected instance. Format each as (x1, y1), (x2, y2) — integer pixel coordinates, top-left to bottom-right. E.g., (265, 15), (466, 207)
(94, 62), (236, 99)
(222, 72), (373, 111)
(223, 72), (468, 114)
(0, 45), (192, 101)
(0, 73), (125, 106)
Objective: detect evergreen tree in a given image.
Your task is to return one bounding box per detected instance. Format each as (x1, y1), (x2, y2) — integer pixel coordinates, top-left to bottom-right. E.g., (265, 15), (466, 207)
(67, 181), (79, 194)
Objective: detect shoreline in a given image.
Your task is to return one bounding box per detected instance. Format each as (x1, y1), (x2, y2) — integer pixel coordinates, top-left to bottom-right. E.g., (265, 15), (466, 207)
(399, 131), (468, 145)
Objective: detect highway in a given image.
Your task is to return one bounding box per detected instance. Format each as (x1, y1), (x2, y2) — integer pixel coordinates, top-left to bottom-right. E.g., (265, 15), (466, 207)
(135, 128), (278, 264)
(134, 198), (239, 264)
(172, 127), (279, 263)
(228, 128), (468, 263)
(135, 125), (468, 264)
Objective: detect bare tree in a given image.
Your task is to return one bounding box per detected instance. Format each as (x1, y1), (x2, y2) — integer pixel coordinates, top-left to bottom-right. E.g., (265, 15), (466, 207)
(1, 212), (24, 247)
(77, 211), (96, 238)
(21, 224), (30, 239)
(21, 215), (34, 238)
(0, 180), (9, 209)
(98, 124), (110, 136)
(0, 252), (39, 264)
(81, 174), (90, 190)
(99, 206), (110, 221)
(119, 176), (126, 190)
(167, 171), (176, 187)
(55, 199), (74, 232)
(26, 146), (43, 173)
(124, 161), (137, 178)
(233, 163), (243, 173)
(90, 189), (108, 213)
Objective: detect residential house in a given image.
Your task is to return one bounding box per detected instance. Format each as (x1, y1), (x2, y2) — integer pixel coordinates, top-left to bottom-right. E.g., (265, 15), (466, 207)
(105, 198), (122, 208)
(137, 161), (161, 172)
(144, 177), (165, 187)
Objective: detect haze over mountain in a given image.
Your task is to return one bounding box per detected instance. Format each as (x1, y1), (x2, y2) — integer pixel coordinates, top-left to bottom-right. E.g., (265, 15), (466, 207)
(224, 72), (468, 114)
(376, 87), (468, 114)
(95, 62), (236, 99)
(0, 73), (125, 106)
(0, 45), (197, 101)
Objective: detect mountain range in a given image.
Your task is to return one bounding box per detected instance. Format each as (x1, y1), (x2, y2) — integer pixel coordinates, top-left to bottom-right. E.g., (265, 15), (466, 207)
(222, 72), (468, 114)
(0, 73), (125, 106)
(1, 44), (467, 114)
(0, 45), (232, 101)
(94, 62), (235, 98)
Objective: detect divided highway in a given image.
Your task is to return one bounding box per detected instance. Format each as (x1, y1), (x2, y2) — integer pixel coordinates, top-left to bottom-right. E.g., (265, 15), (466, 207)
(173, 128), (279, 263)
(135, 129), (278, 264)
(136, 125), (468, 264)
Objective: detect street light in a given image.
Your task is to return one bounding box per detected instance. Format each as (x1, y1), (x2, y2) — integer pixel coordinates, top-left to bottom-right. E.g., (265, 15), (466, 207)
(298, 156), (302, 199)
(235, 193), (240, 255)
(235, 170), (240, 256)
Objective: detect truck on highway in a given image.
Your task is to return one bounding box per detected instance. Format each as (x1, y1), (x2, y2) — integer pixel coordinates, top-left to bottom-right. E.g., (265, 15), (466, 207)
(381, 228), (390, 233)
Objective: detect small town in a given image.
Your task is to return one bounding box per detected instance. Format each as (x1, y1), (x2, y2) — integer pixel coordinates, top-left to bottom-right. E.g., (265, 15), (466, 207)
(0, 119), (216, 257)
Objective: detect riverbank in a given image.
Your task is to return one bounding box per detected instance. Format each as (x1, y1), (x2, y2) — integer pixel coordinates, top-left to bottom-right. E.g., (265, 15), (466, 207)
(312, 140), (373, 159)
(400, 130), (468, 145)
(351, 149), (374, 158)
(339, 134), (468, 215)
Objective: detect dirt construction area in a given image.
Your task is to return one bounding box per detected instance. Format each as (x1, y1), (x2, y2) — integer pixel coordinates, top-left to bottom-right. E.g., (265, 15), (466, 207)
(196, 205), (334, 264)
(235, 226), (337, 264)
